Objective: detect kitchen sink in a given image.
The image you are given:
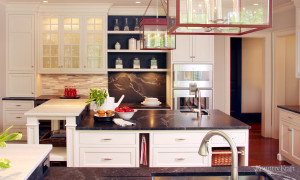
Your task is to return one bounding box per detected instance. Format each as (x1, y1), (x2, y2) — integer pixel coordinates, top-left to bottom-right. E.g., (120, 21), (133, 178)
(152, 172), (273, 180)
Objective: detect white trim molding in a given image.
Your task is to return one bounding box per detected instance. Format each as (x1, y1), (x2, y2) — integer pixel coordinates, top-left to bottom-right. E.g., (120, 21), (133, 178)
(108, 6), (166, 16)
(39, 3), (112, 14)
(6, 3), (40, 13)
(225, 32), (272, 138)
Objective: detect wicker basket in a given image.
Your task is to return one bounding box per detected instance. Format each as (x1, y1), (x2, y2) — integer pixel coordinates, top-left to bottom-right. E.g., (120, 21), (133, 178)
(40, 130), (66, 147)
(212, 150), (232, 166)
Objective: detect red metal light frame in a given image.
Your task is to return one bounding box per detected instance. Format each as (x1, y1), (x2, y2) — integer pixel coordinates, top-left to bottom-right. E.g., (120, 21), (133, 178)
(140, 3), (177, 50)
(167, 0), (273, 35)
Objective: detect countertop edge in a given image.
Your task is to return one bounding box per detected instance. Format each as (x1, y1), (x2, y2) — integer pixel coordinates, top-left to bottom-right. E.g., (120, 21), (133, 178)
(277, 105), (300, 114)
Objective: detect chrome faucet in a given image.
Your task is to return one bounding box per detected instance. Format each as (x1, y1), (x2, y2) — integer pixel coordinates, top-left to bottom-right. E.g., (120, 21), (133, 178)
(192, 88), (202, 116)
(199, 130), (239, 180)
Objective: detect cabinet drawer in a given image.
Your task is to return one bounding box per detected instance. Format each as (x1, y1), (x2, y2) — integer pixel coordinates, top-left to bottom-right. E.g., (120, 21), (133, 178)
(152, 148), (209, 167)
(280, 110), (300, 125)
(80, 147), (136, 167)
(4, 101), (34, 110)
(153, 132), (207, 146)
(4, 111), (27, 126)
(79, 132), (136, 145)
(211, 131), (247, 145)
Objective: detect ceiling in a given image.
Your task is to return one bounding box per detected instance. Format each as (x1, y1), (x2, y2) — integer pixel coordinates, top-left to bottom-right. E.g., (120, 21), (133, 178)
(4, 0), (293, 7)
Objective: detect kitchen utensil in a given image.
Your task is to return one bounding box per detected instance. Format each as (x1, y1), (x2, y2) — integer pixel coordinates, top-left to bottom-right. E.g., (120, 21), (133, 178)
(129, 38), (137, 50)
(98, 94), (125, 111)
(116, 109), (137, 120)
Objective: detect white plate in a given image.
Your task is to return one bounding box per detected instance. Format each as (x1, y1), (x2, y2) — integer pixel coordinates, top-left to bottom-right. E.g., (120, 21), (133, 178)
(141, 101), (161, 106)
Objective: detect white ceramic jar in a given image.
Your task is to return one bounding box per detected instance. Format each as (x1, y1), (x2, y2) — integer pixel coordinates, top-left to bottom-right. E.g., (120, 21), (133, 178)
(128, 38), (137, 50)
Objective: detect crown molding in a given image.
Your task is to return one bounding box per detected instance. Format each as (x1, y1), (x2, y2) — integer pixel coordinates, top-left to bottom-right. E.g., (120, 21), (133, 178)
(274, 1), (296, 14)
(39, 3), (112, 14)
(108, 6), (166, 16)
(6, 3), (40, 13)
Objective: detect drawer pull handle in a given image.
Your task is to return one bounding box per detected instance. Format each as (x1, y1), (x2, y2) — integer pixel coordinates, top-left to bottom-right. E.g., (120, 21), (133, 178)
(103, 158), (112, 161)
(176, 138), (186, 141)
(102, 139), (112, 141)
(16, 105), (21, 107)
(288, 116), (292, 119)
(16, 117), (22, 119)
(288, 128), (292, 131)
(175, 158), (185, 161)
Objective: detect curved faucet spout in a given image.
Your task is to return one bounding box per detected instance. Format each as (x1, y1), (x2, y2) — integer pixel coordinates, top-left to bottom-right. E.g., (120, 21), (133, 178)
(198, 130), (239, 180)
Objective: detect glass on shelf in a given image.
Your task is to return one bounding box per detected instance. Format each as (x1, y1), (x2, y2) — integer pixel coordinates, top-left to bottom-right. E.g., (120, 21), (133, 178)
(133, 57), (140, 69)
(124, 18), (129, 31)
(150, 57), (158, 69)
(114, 19), (120, 31)
(115, 57), (123, 69)
(134, 18), (139, 31)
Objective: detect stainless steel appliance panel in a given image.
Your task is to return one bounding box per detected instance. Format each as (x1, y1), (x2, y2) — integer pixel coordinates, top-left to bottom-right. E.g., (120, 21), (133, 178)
(173, 64), (213, 89)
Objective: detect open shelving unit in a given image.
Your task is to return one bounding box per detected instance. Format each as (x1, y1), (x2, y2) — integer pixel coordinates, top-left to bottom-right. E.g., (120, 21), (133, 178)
(107, 68), (168, 72)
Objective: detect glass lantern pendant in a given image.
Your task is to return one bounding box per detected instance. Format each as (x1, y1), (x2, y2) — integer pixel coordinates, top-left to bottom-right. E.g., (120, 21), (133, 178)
(167, 0), (272, 35)
(140, 0), (176, 50)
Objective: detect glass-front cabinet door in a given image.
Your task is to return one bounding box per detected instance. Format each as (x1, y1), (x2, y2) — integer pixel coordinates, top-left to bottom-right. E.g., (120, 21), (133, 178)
(41, 17), (60, 72)
(39, 15), (106, 74)
(84, 17), (106, 72)
(62, 17), (81, 72)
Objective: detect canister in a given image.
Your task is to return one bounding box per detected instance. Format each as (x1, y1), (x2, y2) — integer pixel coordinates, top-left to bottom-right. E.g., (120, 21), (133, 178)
(128, 38), (137, 50)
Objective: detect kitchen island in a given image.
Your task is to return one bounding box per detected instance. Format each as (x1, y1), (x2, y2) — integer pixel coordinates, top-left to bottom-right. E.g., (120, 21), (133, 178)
(25, 99), (250, 168)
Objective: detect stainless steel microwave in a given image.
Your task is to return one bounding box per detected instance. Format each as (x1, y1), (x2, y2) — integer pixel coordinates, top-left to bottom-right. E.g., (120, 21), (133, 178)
(173, 64), (213, 89)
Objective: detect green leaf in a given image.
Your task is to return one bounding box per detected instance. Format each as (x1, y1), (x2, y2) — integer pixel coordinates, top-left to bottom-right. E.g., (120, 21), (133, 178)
(0, 125), (13, 139)
(0, 133), (20, 143)
(0, 142), (6, 148)
(0, 159), (11, 169)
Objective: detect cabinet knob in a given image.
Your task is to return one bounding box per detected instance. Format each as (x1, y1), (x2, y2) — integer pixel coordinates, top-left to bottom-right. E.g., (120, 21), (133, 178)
(32, 92), (34, 94)
(84, 65), (86, 68)
(103, 158), (112, 161)
(16, 105), (21, 107)
(288, 116), (292, 119)
(175, 138), (186, 141)
(102, 138), (112, 141)
(32, 65), (34, 68)
(175, 158), (185, 161)
(288, 128), (292, 131)
(16, 117), (22, 119)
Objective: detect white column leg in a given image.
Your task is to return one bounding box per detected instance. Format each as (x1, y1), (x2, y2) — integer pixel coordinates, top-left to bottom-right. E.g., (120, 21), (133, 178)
(65, 116), (77, 167)
(26, 117), (39, 144)
(51, 120), (60, 131)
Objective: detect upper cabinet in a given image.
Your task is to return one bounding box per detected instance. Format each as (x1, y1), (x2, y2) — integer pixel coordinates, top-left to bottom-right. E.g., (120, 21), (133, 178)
(172, 35), (214, 64)
(39, 16), (107, 74)
(7, 15), (35, 73)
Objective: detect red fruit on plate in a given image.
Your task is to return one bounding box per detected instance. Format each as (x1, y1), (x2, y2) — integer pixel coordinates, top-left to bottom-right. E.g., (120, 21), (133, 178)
(126, 109), (134, 112)
(119, 109), (125, 112)
(123, 106), (129, 110)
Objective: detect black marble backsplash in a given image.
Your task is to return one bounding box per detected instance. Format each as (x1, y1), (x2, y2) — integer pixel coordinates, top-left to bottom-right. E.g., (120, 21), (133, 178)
(108, 72), (166, 103)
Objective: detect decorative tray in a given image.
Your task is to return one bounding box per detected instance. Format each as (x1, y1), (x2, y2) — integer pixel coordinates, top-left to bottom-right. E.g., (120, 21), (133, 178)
(59, 96), (80, 99)
(94, 114), (114, 122)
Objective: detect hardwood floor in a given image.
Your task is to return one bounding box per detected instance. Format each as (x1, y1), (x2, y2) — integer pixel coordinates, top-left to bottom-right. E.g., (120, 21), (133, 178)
(247, 122), (290, 166)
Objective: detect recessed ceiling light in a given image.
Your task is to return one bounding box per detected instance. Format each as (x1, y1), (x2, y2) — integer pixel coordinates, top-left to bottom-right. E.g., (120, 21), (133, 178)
(43, 0), (48, 3)
(136, 1), (141, 3)
(253, 3), (259, 6)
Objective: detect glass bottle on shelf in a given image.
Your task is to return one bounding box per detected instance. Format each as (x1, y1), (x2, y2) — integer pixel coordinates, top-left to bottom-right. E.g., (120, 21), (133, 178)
(114, 19), (120, 31)
(134, 18), (139, 31)
(124, 18), (129, 31)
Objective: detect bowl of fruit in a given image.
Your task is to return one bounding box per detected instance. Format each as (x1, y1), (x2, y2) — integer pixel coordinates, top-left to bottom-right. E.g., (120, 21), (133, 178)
(115, 106), (136, 120)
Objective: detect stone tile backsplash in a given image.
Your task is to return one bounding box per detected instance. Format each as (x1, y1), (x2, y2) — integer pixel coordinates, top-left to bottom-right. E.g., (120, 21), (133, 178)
(40, 74), (108, 96)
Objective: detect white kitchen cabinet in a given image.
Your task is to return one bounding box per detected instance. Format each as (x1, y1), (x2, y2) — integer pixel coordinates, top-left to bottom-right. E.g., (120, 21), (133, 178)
(77, 131), (139, 167)
(3, 100), (34, 141)
(7, 73), (35, 97)
(172, 35), (214, 63)
(278, 109), (300, 165)
(39, 16), (107, 74)
(7, 14), (35, 73)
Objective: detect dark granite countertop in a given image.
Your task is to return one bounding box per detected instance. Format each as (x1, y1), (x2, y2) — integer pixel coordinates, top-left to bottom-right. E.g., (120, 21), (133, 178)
(278, 105), (300, 114)
(120, 102), (171, 110)
(44, 166), (300, 180)
(76, 109), (251, 130)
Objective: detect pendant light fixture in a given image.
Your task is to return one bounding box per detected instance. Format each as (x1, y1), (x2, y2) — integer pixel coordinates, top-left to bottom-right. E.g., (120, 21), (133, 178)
(167, 0), (272, 35)
(140, 0), (176, 50)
